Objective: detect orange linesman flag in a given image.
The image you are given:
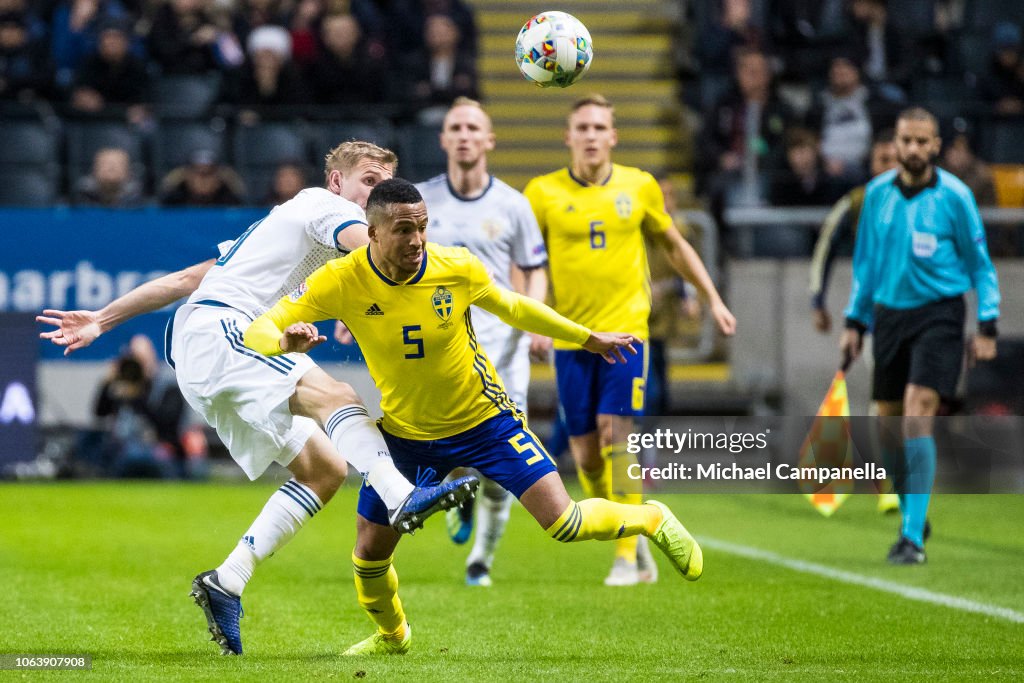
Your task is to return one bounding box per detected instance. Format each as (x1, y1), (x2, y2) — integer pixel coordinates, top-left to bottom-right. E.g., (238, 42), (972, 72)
(798, 369), (855, 516)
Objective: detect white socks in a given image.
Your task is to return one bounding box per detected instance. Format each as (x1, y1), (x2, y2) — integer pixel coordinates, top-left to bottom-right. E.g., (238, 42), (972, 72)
(466, 478), (513, 570)
(215, 404), (417, 596)
(216, 479), (322, 596)
(324, 404), (413, 510)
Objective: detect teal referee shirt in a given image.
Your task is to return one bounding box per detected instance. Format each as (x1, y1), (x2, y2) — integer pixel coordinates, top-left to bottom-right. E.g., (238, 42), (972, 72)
(845, 168), (1000, 330)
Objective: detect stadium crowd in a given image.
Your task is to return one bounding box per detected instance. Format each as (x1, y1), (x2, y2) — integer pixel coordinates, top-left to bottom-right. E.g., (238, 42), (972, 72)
(0, 0), (479, 204)
(686, 0), (1023, 248)
(0, 1), (1021, 232)
(0, 0), (478, 110)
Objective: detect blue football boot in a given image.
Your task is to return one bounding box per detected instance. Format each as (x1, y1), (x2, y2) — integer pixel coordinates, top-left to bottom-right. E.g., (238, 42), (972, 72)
(190, 570), (243, 655)
(389, 476), (479, 534)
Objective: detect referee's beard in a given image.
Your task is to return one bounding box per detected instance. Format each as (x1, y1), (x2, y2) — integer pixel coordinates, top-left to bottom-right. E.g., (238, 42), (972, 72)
(899, 152), (935, 184)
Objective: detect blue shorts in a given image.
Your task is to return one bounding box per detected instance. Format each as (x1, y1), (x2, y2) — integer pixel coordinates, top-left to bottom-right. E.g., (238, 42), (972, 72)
(554, 342), (647, 437)
(357, 411), (557, 526)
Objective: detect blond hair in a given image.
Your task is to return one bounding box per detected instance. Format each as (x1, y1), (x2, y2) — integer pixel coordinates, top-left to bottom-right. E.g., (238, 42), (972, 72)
(451, 96), (484, 111)
(323, 140), (398, 179)
(445, 96), (492, 129)
(569, 93), (615, 126)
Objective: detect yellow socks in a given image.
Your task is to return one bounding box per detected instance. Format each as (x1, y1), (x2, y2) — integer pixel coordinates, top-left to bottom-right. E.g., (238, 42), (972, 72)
(352, 553), (406, 640)
(604, 444), (644, 560)
(576, 459), (611, 500)
(546, 499), (662, 543)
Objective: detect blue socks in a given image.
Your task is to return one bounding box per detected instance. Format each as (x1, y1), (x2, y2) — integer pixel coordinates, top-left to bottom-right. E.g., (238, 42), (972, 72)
(901, 436), (936, 547)
(880, 443), (906, 510)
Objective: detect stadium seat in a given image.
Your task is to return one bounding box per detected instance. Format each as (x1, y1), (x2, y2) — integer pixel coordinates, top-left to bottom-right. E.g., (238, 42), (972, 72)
(991, 164), (1024, 208)
(0, 120), (59, 166)
(964, 0), (1020, 29)
(152, 73), (223, 119)
(395, 123), (447, 182)
(65, 121), (147, 190)
(913, 76), (974, 105)
(0, 120), (60, 205)
(913, 77), (976, 122)
(307, 119), (395, 162)
(152, 120), (229, 179)
(0, 170), (59, 206)
(887, 0), (936, 34)
(982, 120), (1024, 164)
(232, 122), (308, 203)
(955, 30), (992, 77)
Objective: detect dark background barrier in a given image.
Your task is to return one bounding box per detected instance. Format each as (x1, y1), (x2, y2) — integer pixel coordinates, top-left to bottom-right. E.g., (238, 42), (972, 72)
(0, 313), (38, 466)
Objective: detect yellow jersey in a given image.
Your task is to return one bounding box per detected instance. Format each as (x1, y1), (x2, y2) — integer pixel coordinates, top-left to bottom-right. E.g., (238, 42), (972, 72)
(246, 243), (590, 440)
(523, 164), (672, 349)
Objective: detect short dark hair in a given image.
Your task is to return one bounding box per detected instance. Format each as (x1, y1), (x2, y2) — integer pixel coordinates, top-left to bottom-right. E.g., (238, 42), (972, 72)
(897, 107), (939, 133)
(366, 178), (423, 224)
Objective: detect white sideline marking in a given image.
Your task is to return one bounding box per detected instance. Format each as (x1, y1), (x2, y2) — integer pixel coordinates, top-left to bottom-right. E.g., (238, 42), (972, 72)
(701, 537), (1024, 624)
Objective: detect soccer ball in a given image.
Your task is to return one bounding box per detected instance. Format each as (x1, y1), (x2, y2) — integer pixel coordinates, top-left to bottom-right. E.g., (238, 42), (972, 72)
(514, 11), (593, 88)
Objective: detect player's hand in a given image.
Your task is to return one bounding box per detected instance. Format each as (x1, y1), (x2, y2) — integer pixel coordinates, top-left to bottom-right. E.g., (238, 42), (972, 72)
(812, 307), (832, 334)
(839, 328), (862, 370)
(529, 334), (552, 362)
(279, 322), (327, 354)
(36, 309), (102, 356)
(582, 332), (637, 364)
(968, 335), (997, 366)
(710, 301), (737, 336)
(334, 320), (354, 345)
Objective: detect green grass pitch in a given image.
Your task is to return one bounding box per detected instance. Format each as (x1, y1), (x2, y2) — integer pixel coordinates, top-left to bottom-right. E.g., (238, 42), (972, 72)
(2, 482), (1022, 680)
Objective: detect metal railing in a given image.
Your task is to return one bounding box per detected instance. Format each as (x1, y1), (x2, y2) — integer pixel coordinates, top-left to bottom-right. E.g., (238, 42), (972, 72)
(725, 207), (1024, 259)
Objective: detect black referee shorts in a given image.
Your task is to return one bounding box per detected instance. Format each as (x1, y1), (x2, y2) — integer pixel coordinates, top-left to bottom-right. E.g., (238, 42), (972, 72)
(871, 296), (965, 402)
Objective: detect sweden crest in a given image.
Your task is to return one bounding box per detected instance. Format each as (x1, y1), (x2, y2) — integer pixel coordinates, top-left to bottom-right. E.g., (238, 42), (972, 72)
(615, 192), (632, 219)
(432, 286), (454, 327)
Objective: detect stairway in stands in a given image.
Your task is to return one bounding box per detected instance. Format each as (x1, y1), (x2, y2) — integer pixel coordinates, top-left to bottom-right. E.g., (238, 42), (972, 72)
(467, 0), (687, 189)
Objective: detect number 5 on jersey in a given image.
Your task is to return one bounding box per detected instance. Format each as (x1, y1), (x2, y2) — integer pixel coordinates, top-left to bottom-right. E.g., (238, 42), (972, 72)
(403, 325), (424, 359)
(508, 430), (556, 466)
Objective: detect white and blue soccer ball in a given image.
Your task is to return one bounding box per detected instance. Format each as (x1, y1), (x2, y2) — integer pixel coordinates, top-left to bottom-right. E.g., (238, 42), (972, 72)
(514, 11), (593, 88)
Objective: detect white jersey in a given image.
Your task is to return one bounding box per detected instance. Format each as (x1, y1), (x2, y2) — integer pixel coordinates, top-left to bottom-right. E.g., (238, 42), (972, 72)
(167, 187), (365, 479)
(188, 187), (366, 319)
(417, 174), (547, 405)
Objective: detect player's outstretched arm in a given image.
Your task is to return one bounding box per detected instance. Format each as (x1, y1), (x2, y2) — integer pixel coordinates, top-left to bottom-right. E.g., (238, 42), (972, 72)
(245, 267), (338, 356)
(279, 322), (328, 354)
(36, 259), (214, 355)
(652, 227), (736, 336)
(245, 314), (327, 356)
(475, 282), (587, 344)
(475, 281), (636, 364)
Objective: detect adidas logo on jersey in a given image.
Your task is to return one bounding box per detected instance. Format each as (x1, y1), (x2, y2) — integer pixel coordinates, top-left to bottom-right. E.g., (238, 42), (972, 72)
(365, 303), (384, 316)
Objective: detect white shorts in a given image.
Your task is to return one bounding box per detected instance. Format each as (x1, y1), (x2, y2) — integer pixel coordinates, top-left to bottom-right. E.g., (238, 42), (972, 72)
(169, 304), (319, 480)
